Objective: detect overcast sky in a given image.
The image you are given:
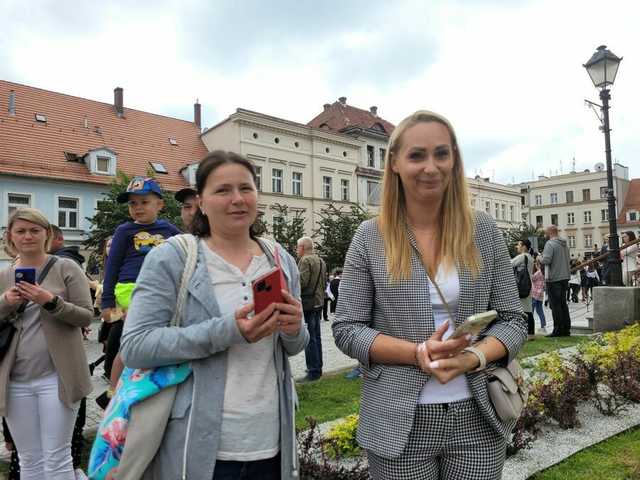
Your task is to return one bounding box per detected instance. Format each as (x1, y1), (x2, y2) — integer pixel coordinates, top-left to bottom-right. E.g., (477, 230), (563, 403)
(2, 0), (638, 184)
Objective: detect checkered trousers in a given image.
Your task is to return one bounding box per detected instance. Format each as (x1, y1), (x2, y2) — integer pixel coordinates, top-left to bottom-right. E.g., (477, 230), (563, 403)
(367, 399), (506, 480)
(332, 212), (527, 459)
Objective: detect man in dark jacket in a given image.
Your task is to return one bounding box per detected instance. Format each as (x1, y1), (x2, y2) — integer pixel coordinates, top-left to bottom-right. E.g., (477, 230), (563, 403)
(50, 225), (86, 266)
(296, 236), (326, 382)
(540, 225), (572, 337)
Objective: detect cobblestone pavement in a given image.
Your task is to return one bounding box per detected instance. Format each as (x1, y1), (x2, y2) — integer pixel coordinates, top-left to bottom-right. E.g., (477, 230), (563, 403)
(0, 300), (592, 461)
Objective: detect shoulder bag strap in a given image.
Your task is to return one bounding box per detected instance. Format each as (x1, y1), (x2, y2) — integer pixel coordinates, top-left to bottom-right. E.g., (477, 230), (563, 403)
(430, 276), (456, 325)
(171, 234), (198, 327)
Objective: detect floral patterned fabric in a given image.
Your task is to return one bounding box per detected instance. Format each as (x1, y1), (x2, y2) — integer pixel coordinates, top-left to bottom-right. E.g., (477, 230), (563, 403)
(88, 363), (192, 480)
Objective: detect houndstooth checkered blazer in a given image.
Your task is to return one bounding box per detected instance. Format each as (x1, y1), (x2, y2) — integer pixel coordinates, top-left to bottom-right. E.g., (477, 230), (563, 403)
(332, 211), (526, 459)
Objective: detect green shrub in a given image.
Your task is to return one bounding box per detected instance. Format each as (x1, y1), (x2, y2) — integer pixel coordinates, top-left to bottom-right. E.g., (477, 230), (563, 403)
(324, 415), (361, 459)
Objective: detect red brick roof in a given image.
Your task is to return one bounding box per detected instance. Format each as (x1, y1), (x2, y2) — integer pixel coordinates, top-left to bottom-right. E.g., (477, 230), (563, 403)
(618, 178), (640, 226)
(0, 80), (208, 191)
(307, 99), (395, 135)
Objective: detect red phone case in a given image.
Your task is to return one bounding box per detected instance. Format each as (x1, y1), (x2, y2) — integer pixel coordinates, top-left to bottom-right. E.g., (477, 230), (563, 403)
(252, 267), (284, 315)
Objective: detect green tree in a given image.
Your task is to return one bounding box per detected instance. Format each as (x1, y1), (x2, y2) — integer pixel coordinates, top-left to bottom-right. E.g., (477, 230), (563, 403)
(84, 171), (182, 271)
(313, 203), (371, 273)
(270, 204), (306, 257)
(504, 221), (546, 257)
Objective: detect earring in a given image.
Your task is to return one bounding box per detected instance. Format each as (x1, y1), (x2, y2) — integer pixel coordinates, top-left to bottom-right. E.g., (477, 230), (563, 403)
(200, 209), (207, 216)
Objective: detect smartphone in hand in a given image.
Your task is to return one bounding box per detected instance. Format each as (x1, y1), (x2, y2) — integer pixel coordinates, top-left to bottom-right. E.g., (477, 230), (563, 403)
(449, 310), (497, 339)
(15, 267), (36, 285)
(252, 267), (284, 315)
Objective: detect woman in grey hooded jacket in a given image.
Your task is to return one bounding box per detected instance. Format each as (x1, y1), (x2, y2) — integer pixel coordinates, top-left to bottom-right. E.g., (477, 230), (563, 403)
(120, 151), (308, 480)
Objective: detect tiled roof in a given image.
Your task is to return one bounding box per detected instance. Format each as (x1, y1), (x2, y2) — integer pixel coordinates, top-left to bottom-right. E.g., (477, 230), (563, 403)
(618, 178), (640, 225)
(0, 80), (208, 191)
(307, 98), (395, 135)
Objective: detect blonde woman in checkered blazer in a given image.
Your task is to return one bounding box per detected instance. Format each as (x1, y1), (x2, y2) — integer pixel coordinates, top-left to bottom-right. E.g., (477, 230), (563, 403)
(333, 111), (527, 479)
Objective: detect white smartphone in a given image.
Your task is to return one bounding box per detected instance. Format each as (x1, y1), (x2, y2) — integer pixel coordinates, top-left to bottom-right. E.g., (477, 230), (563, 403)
(449, 310), (497, 339)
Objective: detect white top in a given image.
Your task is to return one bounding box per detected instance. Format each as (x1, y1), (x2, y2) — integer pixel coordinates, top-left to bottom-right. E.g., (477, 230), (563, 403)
(418, 264), (473, 404)
(201, 240), (280, 461)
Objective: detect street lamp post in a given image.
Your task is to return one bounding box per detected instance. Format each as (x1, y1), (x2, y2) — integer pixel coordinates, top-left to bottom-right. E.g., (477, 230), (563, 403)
(583, 45), (623, 286)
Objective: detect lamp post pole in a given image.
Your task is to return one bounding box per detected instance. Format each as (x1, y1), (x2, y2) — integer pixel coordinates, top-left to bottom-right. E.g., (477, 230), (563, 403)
(599, 88), (623, 286)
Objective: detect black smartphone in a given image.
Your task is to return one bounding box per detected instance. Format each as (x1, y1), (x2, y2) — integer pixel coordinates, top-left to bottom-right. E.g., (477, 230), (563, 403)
(15, 267), (37, 285)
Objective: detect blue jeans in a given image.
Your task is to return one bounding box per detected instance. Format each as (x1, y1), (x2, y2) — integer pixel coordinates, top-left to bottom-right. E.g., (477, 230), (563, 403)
(532, 299), (546, 328)
(213, 453), (280, 480)
(304, 308), (323, 379)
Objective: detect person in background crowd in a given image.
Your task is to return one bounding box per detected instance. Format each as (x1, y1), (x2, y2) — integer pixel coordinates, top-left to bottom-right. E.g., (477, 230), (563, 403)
(0, 208), (93, 480)
(585, 264), (600, 301)
(175, 187), (198, 231)
(120, 151), (307, 479)
(531, 259), (547, 333)
(329, 270), (341, 313)
(322, 275), (333, 321)
(511, 239), (534, 340)
(599, 235), (610, 285)
(297, 236), (327, 383)
(100, 177), (180, 400)
(540, 225), (571, 337)
(568, 260), (581, 303)
(333, 110), (526, 479)
(621, 231), (638, 286)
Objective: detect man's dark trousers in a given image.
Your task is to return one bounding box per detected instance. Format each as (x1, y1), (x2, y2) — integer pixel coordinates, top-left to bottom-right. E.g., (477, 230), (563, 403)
(547, 280), (571, 335)
(304, 308), (323, 379)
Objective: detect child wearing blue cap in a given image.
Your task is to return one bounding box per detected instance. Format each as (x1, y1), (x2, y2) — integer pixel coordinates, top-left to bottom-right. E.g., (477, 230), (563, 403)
(100, 177), (180, 397)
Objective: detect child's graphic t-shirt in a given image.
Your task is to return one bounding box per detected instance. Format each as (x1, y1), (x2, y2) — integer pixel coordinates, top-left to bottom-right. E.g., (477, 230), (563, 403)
(101, 219), (180, 309)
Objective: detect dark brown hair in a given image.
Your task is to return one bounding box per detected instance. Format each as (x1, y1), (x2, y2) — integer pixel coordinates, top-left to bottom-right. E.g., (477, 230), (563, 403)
(189, 150), (260, 238)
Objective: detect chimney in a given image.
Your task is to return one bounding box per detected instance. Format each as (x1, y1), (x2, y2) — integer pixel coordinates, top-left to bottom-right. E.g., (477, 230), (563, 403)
(323, 103), (331, 111)
(338, 96), (347, 105)
(369, 106), (378, 116)
(114, 87), (124, 117)
(194, 100), (202, 129)
(8, 90), (16, 116)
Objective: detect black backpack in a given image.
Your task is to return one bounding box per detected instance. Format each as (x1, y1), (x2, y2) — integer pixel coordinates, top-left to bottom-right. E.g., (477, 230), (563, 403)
(514, 255), (532, 299)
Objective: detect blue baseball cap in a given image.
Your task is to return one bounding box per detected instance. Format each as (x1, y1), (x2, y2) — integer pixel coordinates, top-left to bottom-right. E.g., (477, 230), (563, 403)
(117, 177), (163, 203)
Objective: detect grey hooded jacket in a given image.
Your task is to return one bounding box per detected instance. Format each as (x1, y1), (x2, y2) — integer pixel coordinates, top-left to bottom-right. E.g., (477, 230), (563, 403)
(540, 237), (571, 282)
(120, 236), (308, 480)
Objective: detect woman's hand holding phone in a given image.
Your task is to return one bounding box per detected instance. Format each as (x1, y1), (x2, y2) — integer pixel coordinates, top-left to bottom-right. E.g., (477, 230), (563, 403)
(274, 290), (302, 336)
(416, 320), (474, 383)
(2, 287), (23, 307)
(235, 302), (279, 343)
(14, 282), (54, 306)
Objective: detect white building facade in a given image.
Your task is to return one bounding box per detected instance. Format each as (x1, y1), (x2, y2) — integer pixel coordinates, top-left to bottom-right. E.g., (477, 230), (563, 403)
(467, 176), (522, 230)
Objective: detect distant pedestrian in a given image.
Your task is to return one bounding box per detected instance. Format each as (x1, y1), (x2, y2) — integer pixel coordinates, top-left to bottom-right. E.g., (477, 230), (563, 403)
(531, 259), (547, 333)
(174, 187), (198, 231)
(540, 225), (571, 337)
(329, 270), (341, 313)
(511, 239), (534, 340)
(585, 264), (600, 301)
(621, 231), (638, 286)
(297, 236), (327, 382)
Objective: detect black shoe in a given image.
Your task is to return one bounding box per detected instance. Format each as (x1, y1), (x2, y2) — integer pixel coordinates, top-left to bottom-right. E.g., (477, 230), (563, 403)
(297, 375), (321, 384)
(546, 332), (561, 338)
(95, 390), (111, 410)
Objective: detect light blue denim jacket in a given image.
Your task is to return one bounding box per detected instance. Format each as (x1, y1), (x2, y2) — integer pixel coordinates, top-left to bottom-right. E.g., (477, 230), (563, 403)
(120, 236), (308, 480)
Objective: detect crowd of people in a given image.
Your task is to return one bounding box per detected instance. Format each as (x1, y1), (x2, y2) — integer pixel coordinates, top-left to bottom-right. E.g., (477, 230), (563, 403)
(0, 108), (637, 479)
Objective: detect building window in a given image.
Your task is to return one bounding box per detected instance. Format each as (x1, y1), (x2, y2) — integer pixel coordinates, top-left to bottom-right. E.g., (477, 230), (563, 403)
(550, 193), (558, 204)
(379, 148), (386, 169)
(272, 169), (283, 194)
(57, 197), (79, 229)
(551, 214), (558, 226)
(367, 181), (380, 206)
(584, 234), (593, 248)
(367, 145), (375, 167)
(494, 203), (499, 219)
(567, 212), (575, 225)
(582, 188), (591, 201)
(7, 193), (31, 216)
(255, 166), (262, 191)
(628, 211), (638, 222)
(471, 198), (476, 209)
(292, 172), (302, 196)
(535, 215), (543, 228)
(535, 195), (542, 206)
(568, 235), (576, 248)
(584, 210), (592, 224)
(600, 186), (608, 199)
(499, 204), (505, 220)
(322, 176), (332, 200)
(509, 205), (515, 221)
(96, 156), (111, 174)
(601, 209), (608, 222)
(485, 201), (491, 214)
(566, 191), (574, 203)
(340, 179), (349, 202)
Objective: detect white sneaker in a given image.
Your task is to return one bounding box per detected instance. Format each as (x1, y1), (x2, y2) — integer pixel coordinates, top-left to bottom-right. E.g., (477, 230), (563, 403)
(75, 469), (89, 480)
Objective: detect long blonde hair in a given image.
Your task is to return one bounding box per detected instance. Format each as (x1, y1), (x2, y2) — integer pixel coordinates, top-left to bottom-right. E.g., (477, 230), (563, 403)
(5, 208), (54, 257)
(378, 110), (480, 281)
